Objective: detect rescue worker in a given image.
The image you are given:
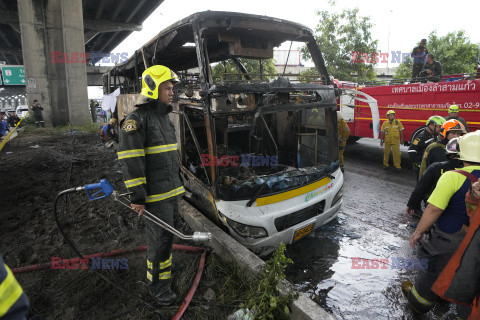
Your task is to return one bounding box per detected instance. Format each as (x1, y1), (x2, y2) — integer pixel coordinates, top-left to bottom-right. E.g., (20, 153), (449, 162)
(431, 176), (480, 320)
(100, 118), (117, 145)
(408, 115), (445, 180)
(406, 138), (463, 218)
(411, 39), (428, 79)
(337, 111), (350, 172)
(117, 65), (185, 305)
(30, 100), (45, 127)
(0, 255), (30, 319)
(7, 110), (20, 128)
(307, 108), (325, 127)
(380, 110), (404, 170)
(101, 118), (118, 148)
(418, 119), (466, 177)
(89, 100), (99, 123)
(402, 131), (480, 315)
(419, 54), (443, 82)
(444, 104), (469, 132)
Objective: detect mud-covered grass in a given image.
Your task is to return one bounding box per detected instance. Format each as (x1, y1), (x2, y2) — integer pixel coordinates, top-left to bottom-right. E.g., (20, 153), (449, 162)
(0, 127), (252, 319)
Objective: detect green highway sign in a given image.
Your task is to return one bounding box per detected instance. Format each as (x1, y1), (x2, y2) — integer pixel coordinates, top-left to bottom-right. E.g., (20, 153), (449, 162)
(1, 66), (25, 85)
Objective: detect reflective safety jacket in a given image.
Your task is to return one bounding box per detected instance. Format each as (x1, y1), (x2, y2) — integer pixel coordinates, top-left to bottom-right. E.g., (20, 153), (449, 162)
(381, 119), (404, 144)
(432, 171), (480, 319)
(0, 255), (29, 319)
(419, 140), (447, 177)
(117, 100), (184, 205)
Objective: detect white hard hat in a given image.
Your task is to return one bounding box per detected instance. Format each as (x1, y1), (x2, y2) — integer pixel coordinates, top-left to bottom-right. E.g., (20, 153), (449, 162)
(458, 131), (480, 163)
(337, 111), (343, 120)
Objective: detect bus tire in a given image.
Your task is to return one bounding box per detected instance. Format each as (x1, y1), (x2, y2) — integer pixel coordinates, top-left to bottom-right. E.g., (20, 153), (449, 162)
(347, 136), (361, 144)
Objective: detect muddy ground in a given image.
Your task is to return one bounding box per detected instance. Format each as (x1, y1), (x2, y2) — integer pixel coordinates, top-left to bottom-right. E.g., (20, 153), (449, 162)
(0, 127), (249, 320)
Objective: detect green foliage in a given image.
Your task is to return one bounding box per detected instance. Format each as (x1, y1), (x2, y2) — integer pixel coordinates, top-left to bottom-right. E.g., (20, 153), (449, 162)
(21, 122), (101, 135)
(396, 30), (479, 78)
(298, 68), (320, 83)
(302, 4), (378, 82)
(394, 57), (413, 79)
(427, 30), (478, 74)
(245, 243), (296, 320)
(211, 59), (276, 82)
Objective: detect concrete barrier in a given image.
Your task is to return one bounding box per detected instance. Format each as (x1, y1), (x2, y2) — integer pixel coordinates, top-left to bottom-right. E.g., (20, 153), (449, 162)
(179, 201), (336, 320)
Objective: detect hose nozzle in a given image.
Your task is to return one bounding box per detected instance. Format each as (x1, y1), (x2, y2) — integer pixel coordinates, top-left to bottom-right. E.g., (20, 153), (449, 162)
(192, 232), (212, 242)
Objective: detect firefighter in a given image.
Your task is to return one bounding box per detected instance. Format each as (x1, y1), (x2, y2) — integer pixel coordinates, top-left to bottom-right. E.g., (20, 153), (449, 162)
(408, 115), (445, 180)
(117, 65), (185, 305)
(380, 110), (404, 170)
(419, 54), (443, 82)
(406, 138), (463, 218)
(0, 255), (30, 319)
(7, 110), (20, 128)
(337, 111), (350, 172)
(444, 104), (469, 132)
(402, 131), (480, 314)
(411, 39), (428, 79)
(30, 100), (45, 127)
(89, 100), (99, 123)
(419, 119), (466, 177)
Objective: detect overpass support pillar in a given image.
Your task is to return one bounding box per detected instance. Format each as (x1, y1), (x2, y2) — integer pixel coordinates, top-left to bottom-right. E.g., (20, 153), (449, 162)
(18, 0), (90, 126)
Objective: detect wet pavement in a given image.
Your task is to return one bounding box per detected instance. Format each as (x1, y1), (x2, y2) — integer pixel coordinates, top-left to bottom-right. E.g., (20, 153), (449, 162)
(286, 138), (457, 320)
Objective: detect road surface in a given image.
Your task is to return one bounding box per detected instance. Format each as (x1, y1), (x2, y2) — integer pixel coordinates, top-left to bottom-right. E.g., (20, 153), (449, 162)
(286, 138), (458, 320)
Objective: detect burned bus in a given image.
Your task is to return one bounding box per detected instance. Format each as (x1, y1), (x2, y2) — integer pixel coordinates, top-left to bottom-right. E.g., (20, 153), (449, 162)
(105, 11), (343, 255)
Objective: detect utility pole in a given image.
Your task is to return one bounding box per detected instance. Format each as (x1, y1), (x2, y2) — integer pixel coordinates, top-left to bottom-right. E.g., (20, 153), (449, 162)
(386, 10), (393, 72)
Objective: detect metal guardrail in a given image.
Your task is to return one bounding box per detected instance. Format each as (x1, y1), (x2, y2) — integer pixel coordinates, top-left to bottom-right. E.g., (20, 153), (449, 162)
(356, 72), (480, 87)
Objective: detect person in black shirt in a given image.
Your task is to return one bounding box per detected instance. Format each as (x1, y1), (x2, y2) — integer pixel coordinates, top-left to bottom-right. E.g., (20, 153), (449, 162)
(419, 54), (442, 82)
(408, 116), (445, 180)
(411, 39), (428, 79)
(406, 145), (463, 218)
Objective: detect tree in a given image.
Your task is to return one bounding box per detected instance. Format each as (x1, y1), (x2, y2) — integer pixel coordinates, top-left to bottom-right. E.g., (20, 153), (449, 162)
(302, 4), (378, 82)
(396, 30), (478, 78)
(211, 59), (276, 82)
(298, 67), (320, 83)
(394, 57), (413, 79)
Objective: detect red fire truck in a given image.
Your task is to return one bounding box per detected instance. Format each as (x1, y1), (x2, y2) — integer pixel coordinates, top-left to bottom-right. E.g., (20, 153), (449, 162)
(337, 75), (480, 144)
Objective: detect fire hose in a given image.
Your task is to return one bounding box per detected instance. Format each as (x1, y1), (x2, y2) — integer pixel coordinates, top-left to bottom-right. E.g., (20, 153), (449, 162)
(47, 179), (212, 319)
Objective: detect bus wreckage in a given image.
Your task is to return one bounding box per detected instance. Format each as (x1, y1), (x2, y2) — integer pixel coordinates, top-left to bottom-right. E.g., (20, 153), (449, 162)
(105, 11), (344, 255)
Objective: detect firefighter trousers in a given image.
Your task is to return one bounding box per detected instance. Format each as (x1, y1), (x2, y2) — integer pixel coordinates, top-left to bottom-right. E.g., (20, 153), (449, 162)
(145, 197), (177, 296)
(408, 226), (466, 313)
(383, 143), (401, 168)
(34, 114), (45, 127)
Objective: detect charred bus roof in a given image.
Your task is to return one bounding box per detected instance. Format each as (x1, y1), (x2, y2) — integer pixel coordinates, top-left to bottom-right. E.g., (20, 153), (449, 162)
(106, 11), (329, 84)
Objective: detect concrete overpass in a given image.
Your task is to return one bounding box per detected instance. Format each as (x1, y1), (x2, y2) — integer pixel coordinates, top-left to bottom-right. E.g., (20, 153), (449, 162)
(0, 0), (164, 126)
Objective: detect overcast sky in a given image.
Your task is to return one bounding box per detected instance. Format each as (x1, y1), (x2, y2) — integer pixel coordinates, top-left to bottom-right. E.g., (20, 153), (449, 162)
(110, 0), (480, 68)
